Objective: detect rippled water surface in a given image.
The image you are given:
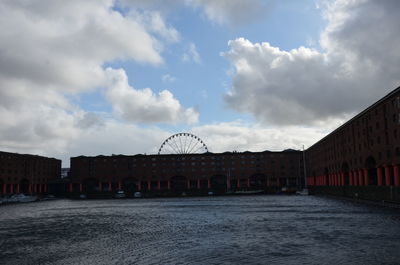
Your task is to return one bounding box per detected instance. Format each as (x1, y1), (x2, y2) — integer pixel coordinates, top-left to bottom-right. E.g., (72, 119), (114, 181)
(1, 195), (400, 265)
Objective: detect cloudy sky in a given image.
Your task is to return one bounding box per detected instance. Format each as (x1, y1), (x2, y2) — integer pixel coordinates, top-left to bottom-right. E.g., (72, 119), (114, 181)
(0, 0), (399, 166)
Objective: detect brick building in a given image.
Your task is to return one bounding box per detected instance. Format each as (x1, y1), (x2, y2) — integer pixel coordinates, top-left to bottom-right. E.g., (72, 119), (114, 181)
(306, 86), (400, 189)
(69, 150), (304, 195)
(0, 151), (61, 195)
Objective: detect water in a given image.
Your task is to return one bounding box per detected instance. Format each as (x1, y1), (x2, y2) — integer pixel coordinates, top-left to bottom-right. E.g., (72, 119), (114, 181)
(1, 195), (400, 265)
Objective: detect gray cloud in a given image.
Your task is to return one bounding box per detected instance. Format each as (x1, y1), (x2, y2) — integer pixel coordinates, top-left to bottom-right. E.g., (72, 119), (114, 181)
(223, 0), (400, 126)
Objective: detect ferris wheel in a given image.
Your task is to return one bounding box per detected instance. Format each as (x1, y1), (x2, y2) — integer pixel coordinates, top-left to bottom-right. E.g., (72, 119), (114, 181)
(158, 133), (208, 155)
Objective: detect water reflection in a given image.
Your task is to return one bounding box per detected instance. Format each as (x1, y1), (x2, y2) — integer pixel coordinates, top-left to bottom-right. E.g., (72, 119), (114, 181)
(1, 196), (399, 265)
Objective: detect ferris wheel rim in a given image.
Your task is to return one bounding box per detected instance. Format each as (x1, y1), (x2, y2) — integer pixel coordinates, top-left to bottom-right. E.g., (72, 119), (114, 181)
(158, 133), (208, 155)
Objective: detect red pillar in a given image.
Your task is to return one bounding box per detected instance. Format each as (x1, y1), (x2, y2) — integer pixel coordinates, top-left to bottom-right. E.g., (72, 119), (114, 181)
(358, 170), (364, 186)
(363, 169), (369, 186)
(39, 184), (42, 193)
(377, 167), (383, 186)
(384, 165), (392, 186)
(227, 178), (231, 189)
(17, 184), (20, 193)
(147, 181), (151, 191)
(79, 183), (83, 193)
(247, 179), (250, 188)
(353, 171), (358, 186)
(167, 180), (171, 190)
(341, 173), (345, 186)
(349, 171), (353, 185)
(394, 165), (400, 186)
(137, 180), (141, 191)
(237, 178), (241, 188)
(157, 180), (161, 190)
(277, 177), (280, 187)
(187, 180), (190, 189)
(69, 183), (73, 193)
(44, 184), (47, 193)
(207, 179), (211, 189)
(29, 184), (32, 194)
(197, 179), (200, 189)
(2, 183), (6, 194)
(33, 184), (37, 193)
(109, 182), (112, 191)
(10, 184), (14, 194)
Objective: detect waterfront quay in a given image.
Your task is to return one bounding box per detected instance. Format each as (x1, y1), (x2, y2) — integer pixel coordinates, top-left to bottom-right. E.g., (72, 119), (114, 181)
(1, 195), (400, 265)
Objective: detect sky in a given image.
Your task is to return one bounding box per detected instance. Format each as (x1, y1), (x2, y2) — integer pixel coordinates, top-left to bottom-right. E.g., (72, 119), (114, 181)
(0, 0), (399, 167)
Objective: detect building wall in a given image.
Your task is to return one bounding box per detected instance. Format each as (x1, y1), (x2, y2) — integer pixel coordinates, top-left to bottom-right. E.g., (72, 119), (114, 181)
(0, 151), (61, 195)
(306, 87), (400, 188)
(70, 150), (304, 193)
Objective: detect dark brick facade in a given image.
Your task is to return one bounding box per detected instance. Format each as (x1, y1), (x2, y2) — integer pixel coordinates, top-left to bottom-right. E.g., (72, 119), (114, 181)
(0, 151), (61, 194)
(306, 86), (400, 188)
(70, 150), (304, 194)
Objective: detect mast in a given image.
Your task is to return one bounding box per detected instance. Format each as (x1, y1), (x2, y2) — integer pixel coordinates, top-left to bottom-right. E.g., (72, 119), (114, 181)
(302, 145), (307, 189)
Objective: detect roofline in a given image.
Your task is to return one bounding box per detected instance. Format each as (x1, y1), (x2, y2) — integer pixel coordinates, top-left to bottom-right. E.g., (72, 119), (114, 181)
(307, 85), (400, 150)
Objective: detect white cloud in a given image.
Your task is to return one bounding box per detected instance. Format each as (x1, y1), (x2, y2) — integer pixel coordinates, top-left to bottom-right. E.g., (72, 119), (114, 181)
(182, 43), (201, 64)
(162, 74), (177, 83)
(191, 120), (342, 153)
(119, 0), (271, 26)
(105, 68), (199, 124)
(223, 0), (400, 126)
(0, 0), (196, 165)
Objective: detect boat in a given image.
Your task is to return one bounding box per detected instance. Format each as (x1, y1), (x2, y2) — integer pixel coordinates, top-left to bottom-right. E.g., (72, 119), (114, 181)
(234, 190), (264, 195)
(7, 194), (38, 203)
(114, 190), (126, 199)
(134, 192), (142, 198)
(296, 189), (309, 195)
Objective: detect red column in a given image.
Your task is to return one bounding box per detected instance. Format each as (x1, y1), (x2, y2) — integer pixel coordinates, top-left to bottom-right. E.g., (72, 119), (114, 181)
(227, 178), (231, 189)
(39, 184), (42, 193)
(358, 170), (364, 186)
(394, 165), (400, 186)
(349, 171), (353, 185)
(377, 167), (383, 186)
(341, 173), (345, 186)
(44, 184), (47, 193)
(277, 177), (280, 187)
(237, 178), (241, 188)
(157, 181), (161, 190)
(10, 184), (13, 194)
(33, 184), (37, 193)
(187, 180), (190, 189)
(167, 180), (171, 190)
(147, 181), (151, 191)
(384, 165), (392, 186)
(69, 183), (73, 193)
(197, 179), (200, 189)
(79, 183), (83, 193)
(137, 180), (141, 191)
(17, 184), (20, 193)
(29, 184), (32, 194)
(247, 179), (250, 188)
(108, 182), (112, 191)
(2, 183), (6, 194)
(363, 169), (369, 186)
(354, 171), (358, 186)
(207, 179), (211, 189)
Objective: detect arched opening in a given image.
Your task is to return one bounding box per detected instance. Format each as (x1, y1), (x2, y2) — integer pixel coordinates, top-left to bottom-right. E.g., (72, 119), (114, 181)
(342, 163), (350, 185)
(170, 176), (188, 191)
(210, 174), (227, 192)
(324, 168), (329, 186)
(83, 178), (98, 193)
(249, 174), (266, 189)
(365, 156), (377, 185)
(122, 178), (138, 194)
(19, 179), (30, 194)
